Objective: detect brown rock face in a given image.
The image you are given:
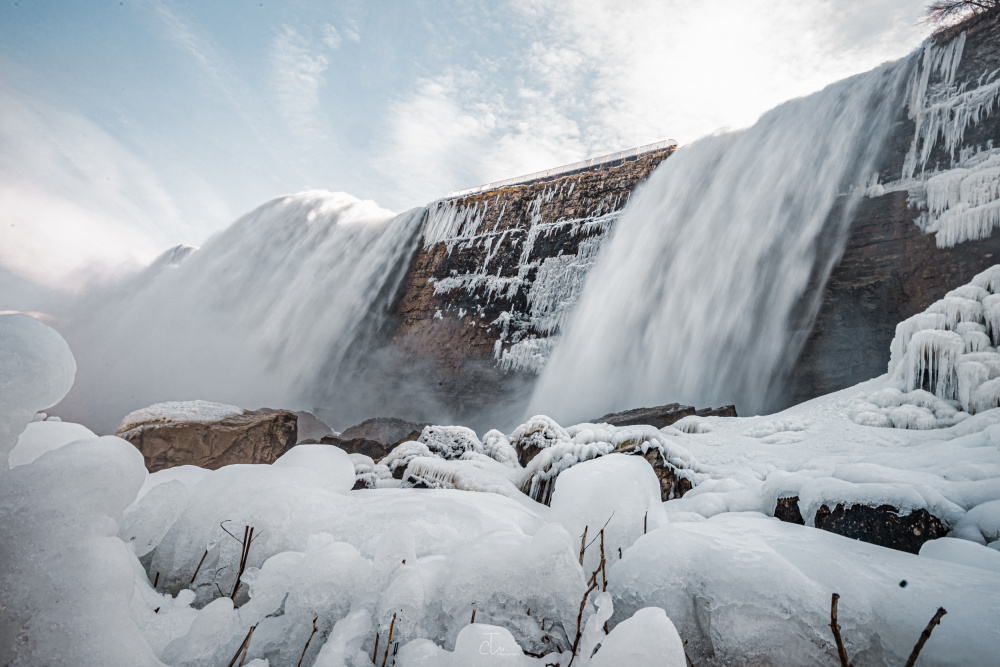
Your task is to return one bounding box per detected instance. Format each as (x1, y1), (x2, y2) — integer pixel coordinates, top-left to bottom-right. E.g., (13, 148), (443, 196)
(773, 496), (948, 554)
(385, 150), (673, 428)
(117, 410), (297, 472)
(640, 449), (693, 501)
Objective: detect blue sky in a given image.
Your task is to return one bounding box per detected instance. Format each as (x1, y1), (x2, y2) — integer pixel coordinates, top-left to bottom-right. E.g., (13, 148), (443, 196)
(1, 0), (932, 289)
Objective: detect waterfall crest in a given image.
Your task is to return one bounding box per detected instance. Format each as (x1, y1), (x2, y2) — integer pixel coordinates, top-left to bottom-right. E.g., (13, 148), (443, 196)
(530, 57), (918, 422)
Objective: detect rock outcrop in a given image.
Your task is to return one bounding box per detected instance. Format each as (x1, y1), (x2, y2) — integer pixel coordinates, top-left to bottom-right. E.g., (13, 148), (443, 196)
(596, 403), (738, 429)
(773, 496), (948, 554)
(116, 401), (297, 472)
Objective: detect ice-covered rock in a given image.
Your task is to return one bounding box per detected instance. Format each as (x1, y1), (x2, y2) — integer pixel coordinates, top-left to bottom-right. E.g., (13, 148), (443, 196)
(550, 454), (668, 575)
(116, 402), (298, 472)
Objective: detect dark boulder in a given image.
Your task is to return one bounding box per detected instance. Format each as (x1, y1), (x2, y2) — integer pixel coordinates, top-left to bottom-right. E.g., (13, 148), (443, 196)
(773, 496), (948, 554)
(596, 403), (737, 429)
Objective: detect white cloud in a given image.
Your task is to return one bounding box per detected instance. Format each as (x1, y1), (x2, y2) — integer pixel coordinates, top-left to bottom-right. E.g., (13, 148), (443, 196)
(0, 82), (194, 290)
(321, 23), (342, 50)
(271, 25), (330, 143)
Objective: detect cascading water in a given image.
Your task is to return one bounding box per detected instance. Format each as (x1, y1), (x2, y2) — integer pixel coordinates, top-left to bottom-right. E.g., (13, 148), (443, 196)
(57, 191), (425, 433)
(529, 56), (919, 423)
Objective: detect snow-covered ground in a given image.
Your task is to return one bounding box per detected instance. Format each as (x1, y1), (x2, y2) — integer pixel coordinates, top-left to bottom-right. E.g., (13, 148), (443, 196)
(6, 263), (1000, 666)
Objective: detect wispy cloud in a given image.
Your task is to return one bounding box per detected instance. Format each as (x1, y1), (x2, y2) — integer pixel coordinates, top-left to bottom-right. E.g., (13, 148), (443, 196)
(271, 25), (331, 143)
(0, 79), (190, 290)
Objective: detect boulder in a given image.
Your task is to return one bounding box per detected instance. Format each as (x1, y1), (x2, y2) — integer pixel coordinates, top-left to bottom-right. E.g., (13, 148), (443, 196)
(319, 434), (393, 461)
(293, 411), (335, 443)
(596, 403), (737, 429)
(773, 496), (948, 554)
(339, 417), (430, 444)
(115, 401), (297, 472)
(639, 449), (693, 501)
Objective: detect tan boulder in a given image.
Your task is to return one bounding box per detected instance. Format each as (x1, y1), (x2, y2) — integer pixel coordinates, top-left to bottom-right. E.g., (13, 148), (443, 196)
(115, 400), (297, 472)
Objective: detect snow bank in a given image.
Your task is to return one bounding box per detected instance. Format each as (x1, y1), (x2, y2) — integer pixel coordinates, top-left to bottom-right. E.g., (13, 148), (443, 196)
(610, 514), (1000, 666)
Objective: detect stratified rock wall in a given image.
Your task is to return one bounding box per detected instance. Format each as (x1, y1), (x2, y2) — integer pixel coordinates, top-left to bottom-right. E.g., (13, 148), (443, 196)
(387, 151), (672, 425)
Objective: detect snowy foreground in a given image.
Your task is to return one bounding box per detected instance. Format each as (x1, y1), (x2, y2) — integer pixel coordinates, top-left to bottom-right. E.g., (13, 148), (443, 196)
(6, 265), (1000, 666)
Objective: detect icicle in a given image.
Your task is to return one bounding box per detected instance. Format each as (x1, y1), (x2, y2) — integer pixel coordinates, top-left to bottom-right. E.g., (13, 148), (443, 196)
(958, 360), (990, 412)
(926, 296), (985, 328)
(983, 294), (1000, 345)
(903, 329), (965, 399)
(889, 312), (948, 375)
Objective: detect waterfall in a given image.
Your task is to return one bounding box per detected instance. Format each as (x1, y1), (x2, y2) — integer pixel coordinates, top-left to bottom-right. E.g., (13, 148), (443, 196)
(58, 191), (425, 433)
(529, 56), (918, 423)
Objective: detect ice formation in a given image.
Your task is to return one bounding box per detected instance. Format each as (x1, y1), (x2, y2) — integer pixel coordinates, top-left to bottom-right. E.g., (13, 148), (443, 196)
(881, 265), (1000, 417)
(423, 186), (626, 374)
(531, 53), (917, 422)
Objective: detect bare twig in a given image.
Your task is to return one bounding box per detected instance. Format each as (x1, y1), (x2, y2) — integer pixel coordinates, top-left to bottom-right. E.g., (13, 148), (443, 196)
(568, 579), (599, 666)
(584, 513), (615, 551)
(230, 526), (255, 601)
(829, 593), (852, 667)
(372, 632), (380, 665)
(296, 616), (319, 667)
(153, 572), (159, 588)
(644, 511), (648, 534)
(470, 608), (476, 624)
(225, 623), (258, 667)
(904, 607), (947, 667)
(599, 529), (608, 634)
(190, 549), (209, 584)
(381, 612), (397, 667)
(578, 526), (588, 565)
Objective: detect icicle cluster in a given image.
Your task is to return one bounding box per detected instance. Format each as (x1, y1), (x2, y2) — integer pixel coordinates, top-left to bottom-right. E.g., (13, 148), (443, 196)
(899, 30), (1000, 247)
(888, 265), (1000, 414)
(422, 183), (626, 374)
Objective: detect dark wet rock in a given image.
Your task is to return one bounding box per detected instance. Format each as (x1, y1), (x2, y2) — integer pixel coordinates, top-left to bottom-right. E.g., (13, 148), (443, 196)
(773, 496), (948, 554)
(597, 403), (738, 429)
(340, 417), (430, 444)
(319, 435), (392, 461)
(640, 449), (693, 501)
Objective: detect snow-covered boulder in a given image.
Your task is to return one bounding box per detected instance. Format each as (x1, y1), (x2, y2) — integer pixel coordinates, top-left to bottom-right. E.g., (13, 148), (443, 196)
(115, 401), (298, 471)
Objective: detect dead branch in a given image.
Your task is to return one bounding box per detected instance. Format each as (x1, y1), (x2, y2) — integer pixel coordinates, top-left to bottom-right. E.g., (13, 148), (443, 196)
(190, 549), (209, 584)
(296, 616), (319, 667)
(153, 572), (159, 588)
(470, 608), (476, 624)
(229, 526), (256, 601)
(568, 579), (599, 667)
(568, 535), (609, 666)
(372, 632), (380, 665)
(584, 513), (615, 551)
(381, 612), (397, 667)
(225, 623), (258, 667)
(578, 526), (588, 565)
(904, 607), (947, 667)
(644, 511), (648, 534)
(829, 593), (852, 667)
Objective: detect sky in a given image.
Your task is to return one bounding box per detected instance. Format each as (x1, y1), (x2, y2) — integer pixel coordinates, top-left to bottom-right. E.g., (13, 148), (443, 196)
(0, 0), (934, 291)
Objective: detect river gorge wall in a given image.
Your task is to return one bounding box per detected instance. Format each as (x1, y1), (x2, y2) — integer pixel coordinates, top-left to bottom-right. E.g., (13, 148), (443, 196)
(378, 11), (1000, 424)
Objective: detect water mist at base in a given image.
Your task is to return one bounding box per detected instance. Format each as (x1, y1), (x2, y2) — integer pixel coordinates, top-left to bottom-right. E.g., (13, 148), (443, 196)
(55, 191), (427, 434)
(530, 57), (919, 424)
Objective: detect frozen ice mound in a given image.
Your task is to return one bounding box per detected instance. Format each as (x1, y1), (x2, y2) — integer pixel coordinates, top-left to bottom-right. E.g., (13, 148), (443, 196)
(610, 513), (1000, 666)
